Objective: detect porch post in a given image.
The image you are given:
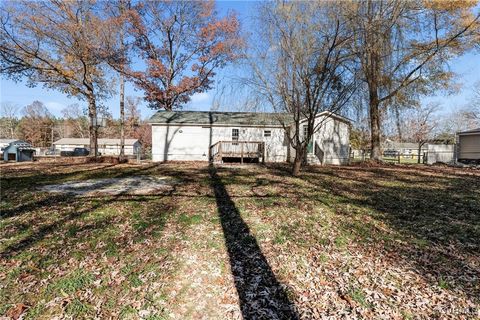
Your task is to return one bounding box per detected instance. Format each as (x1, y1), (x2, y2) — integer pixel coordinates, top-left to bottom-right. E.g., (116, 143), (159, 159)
(218, 142), (222, 162)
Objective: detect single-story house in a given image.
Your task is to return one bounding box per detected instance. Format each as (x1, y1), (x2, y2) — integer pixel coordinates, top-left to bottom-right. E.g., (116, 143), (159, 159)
(456, 128), (480, 163)
(53, 138), (141, 156)
(148, 110), (351, 165)
(2, 140), (35, 162)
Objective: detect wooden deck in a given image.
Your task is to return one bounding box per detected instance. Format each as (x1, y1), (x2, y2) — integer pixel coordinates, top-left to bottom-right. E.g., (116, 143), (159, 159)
(209, 141), (265, 163)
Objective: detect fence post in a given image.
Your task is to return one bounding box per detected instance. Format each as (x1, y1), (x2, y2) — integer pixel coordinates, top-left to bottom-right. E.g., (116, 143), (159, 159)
(241, 142), (244, 164)
(398, 152), (401, 164)
(262, 142), (265, 164)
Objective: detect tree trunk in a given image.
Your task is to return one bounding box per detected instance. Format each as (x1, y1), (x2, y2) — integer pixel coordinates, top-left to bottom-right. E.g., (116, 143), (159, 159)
(87, 94), (98, 158)
(369, 89), (382, 160)
(417, 143), (423, 164)
(291, 146), (304, 176)
(119, 73), (125, 161)
(292, 155), (302, 176)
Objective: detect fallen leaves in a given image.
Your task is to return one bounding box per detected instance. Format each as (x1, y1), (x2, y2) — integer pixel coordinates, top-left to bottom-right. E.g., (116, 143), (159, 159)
(0, 162), (479, 319)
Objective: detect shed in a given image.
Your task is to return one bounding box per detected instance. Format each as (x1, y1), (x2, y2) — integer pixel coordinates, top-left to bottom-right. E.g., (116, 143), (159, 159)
(53, 138), (141, 156)
(456, 128), (480, 163)
(2, 140), (35, 162)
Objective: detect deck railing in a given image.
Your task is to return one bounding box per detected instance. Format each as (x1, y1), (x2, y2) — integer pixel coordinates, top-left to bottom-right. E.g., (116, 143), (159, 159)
(209, 141), (265, 163)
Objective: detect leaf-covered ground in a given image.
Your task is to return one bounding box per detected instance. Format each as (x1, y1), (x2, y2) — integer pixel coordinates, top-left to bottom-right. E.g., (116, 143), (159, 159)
(1, 161), (479, 319)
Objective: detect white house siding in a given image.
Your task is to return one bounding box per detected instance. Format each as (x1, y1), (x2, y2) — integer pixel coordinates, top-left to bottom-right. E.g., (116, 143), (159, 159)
(152, 125), (211, 161)
(288, 116), (350, 165)
(426, 144), (455, 164)
(152, 124), (288, 162)
(55, 143), (139, 156)
(313, 117), (350, 165)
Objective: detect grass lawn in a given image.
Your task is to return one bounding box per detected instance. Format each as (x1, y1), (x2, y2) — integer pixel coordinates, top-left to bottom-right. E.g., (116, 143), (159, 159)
(1, 161), (479, 319)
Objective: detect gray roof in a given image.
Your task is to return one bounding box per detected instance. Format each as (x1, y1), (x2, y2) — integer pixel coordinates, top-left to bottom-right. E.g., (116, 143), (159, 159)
(54, 138), (140, 146)
(3, 140), (35, 151)
(457, 128), (480, 135)
(148, 110), (350, 126)
(0, 139), (17, 145)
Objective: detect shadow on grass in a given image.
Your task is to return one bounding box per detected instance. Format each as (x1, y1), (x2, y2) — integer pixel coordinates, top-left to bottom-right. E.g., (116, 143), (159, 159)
(0, 164), (176, 258)
(301, 166), (480, 301)
(208, 165), (298, 319)
(0, 164), (159, 220)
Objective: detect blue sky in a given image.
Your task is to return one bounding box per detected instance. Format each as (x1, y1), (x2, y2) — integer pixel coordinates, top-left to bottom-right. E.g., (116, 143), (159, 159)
(0, 1), (479, 119)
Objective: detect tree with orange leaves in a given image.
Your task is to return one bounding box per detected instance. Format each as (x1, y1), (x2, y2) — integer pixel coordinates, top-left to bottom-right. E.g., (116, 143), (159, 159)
(127, 1), (243, 111)
(0, 0), (117, 157)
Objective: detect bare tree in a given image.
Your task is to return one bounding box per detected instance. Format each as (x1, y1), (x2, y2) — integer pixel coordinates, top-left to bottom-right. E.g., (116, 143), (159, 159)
(463, 80), (480, 124)
(0, 0), (117, 156)
(246, 2), (356, 175)
(0, 102), (19, 138)
(403, 103), (439, 163)
(345, 0), (480, 160)
(125, 96), (141, 137)
(61, 104), (89, 138)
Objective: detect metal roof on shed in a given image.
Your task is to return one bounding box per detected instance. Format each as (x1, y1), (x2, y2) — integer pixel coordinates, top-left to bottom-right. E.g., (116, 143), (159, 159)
(457, 128), (480, 135)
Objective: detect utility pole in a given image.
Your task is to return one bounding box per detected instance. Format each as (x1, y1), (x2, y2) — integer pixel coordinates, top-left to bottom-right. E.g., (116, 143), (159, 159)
(119, 0), (125, 161)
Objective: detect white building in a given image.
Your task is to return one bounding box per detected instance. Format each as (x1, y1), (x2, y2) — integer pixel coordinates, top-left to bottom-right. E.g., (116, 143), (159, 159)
(456, 128), (480, 163)
(149, 111), (351, 165)
(53, 138), (141, 156)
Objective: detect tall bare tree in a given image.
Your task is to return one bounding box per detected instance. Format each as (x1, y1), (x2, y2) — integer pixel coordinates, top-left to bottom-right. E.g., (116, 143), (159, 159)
(247, 2), (356, 175)
(0, 0), (116, 156)
(345, 0), (480, 160)
(0, 102), (19, 139)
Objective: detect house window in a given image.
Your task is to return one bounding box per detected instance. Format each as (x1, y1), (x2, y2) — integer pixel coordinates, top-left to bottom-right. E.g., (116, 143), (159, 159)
(232, 128), (239, 141)
(264, 130), (271, 138)
(303, 125), (308, 139)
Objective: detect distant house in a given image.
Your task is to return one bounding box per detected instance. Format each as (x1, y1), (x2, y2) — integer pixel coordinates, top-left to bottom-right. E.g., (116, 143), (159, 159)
(456, 128), (480, 163)
(53, 138), (141, 156)
(148, 110), (351, 165)
(2, 140), (35, 162)
(383, 140), (428, 157)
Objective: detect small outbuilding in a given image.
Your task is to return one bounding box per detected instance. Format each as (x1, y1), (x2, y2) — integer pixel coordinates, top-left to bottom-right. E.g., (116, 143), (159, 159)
(456, 128), (480, 164)
(53, 138), (141, 156)
(2, 140), (35, 162)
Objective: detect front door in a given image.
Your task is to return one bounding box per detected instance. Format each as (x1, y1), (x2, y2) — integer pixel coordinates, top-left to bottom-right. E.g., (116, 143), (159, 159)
(304, 125), (314, 154)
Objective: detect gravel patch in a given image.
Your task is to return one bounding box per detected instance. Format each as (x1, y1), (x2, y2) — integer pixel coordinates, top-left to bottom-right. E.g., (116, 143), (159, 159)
(38, 176), (176, 196)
